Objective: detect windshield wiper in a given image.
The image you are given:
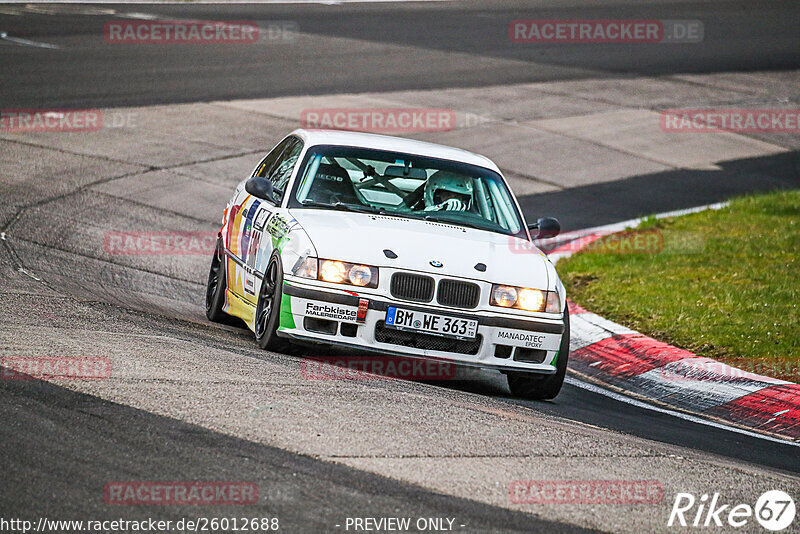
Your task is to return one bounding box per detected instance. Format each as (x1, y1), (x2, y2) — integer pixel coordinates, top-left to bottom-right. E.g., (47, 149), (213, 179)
(422, 212), (492, 232)
(333, 202), (386, 214)
(300, 199), (339, 210)
(300, 199), (386, 215)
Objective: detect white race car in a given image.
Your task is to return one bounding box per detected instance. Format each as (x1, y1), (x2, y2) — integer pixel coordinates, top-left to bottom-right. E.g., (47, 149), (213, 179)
(206, 129), (569, 399)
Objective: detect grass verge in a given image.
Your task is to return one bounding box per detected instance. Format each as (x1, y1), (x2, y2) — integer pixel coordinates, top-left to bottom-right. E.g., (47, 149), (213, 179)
(557, 190), (799, 382)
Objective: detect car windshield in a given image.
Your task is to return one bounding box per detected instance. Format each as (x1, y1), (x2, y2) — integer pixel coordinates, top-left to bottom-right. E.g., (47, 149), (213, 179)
(291, 145), (525, 236)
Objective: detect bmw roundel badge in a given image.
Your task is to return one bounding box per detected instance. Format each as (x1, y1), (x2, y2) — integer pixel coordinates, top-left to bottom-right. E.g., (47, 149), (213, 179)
(430, 260), (443, 268)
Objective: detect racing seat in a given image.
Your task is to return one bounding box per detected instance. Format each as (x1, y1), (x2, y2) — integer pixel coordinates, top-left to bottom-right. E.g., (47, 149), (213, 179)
(306, 163), (361, 205)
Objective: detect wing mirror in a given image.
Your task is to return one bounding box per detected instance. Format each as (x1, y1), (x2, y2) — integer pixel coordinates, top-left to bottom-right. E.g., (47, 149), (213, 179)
(527, 217), (561, 239)
(245, 176), (276, 203)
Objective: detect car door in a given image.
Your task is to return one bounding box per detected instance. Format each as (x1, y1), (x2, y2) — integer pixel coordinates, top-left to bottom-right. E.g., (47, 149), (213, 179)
(228, 136), (303, 303)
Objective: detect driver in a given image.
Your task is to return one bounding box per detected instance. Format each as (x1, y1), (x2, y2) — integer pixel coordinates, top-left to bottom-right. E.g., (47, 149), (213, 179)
(423, 171), (473, 212)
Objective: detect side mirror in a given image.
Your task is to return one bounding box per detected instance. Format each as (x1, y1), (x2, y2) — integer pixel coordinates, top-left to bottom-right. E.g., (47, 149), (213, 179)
(528, 217), (560, 239)
(245, 176), (276, 203)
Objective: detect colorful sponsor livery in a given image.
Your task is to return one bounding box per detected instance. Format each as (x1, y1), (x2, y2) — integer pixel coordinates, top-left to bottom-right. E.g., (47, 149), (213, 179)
(206, 129), (570, 399)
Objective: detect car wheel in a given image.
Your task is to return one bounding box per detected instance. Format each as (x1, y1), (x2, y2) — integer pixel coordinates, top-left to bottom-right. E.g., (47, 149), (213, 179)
(206, 237), (233, 323)
(506, 306), (570, 400)
(254, 254), (291, 352)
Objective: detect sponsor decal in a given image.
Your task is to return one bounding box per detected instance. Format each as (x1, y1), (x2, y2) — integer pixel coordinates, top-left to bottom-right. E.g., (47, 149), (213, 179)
(244, 206), (267, 276)
(305, 301), (358, 323)
(253, 208), (271, 230)
(493, 330), (560, 350)
(1, 356), (112, 380)
(357, 298), (369, 324)
(226, 204), (243, 255)
(244, 274), (256, 296)
(301, 356), (457, 381)
(240, 200), (261, 260)
(265, 214), (290, 248)
(104, 482), (258, 505)
(661, 109), (800, 133)
(510, 480), (664, 504)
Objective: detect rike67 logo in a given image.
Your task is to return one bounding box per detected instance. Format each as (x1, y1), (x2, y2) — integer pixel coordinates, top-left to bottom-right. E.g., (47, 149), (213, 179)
(668, 490), (795, 531)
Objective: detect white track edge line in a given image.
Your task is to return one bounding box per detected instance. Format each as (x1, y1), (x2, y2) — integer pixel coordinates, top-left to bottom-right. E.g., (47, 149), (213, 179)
(565, 376), (800, 447)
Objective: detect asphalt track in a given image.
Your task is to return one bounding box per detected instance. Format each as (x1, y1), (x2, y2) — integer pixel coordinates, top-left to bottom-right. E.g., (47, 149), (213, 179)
(2, 1), (800, 108)
(1, 1), (800, 533)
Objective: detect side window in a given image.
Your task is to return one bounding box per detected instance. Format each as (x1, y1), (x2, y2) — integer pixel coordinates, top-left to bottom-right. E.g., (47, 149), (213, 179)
(253, 137), (303, 204)
(268, 138), (303, 201)
(253, 138), (292, 179)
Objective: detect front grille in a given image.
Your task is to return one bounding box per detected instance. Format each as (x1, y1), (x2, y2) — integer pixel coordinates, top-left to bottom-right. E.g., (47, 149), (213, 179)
(437, 279), (480, 309)
(390, 273), (435, 302)
(374, 321), (482, 355)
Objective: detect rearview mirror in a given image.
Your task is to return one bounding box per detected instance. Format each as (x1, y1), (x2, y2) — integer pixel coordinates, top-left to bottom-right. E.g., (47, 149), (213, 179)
(245, 176), (276, 203)
(383, 165), (428, 180)
(528, 217), (560, 239)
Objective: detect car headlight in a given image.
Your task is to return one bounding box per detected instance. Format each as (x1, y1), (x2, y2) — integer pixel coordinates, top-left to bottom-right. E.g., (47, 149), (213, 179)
(490, 284), (560, 313)
(311, 258), (379, 289)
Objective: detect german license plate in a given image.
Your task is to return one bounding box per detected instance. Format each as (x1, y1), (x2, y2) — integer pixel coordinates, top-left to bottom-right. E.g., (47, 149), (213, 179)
(385, 307), (478, 339)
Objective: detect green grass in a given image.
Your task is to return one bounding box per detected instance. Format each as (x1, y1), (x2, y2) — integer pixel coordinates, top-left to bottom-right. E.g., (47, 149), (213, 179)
(558, 190), (800, 382)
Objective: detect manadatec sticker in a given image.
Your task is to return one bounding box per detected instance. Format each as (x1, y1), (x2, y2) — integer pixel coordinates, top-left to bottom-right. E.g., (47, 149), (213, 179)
(493, 330), (561, 350)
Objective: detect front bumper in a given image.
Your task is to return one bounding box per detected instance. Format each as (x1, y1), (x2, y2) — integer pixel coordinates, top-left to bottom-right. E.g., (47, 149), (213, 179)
(278, 279), (565, 375)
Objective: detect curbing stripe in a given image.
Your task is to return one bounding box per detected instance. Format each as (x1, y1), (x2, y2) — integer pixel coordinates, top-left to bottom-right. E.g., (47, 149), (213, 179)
(704, 385), (800, 438)
(570, 312), (636, 351)
(571, 333), (694, 380)
(657, 357), (789, 386)
(566, 301), (589, 315)
(556, 203), (800, 441)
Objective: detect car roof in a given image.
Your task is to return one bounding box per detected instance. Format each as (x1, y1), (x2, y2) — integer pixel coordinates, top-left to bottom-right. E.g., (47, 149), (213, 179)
(290, 129), (501, 174)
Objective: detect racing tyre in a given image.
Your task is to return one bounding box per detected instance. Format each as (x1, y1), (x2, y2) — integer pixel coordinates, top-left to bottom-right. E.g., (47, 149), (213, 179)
(506, 306), (570, 400)
(254, 254), (291, 352)
(206, 237), (234, 324)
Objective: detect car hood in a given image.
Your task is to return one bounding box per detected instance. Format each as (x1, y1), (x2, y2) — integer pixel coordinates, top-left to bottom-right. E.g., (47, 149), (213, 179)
(288, 209), (551, 290)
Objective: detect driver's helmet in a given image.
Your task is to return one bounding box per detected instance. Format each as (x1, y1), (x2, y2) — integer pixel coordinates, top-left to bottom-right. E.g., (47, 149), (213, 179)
(424, 171), (473, 211)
